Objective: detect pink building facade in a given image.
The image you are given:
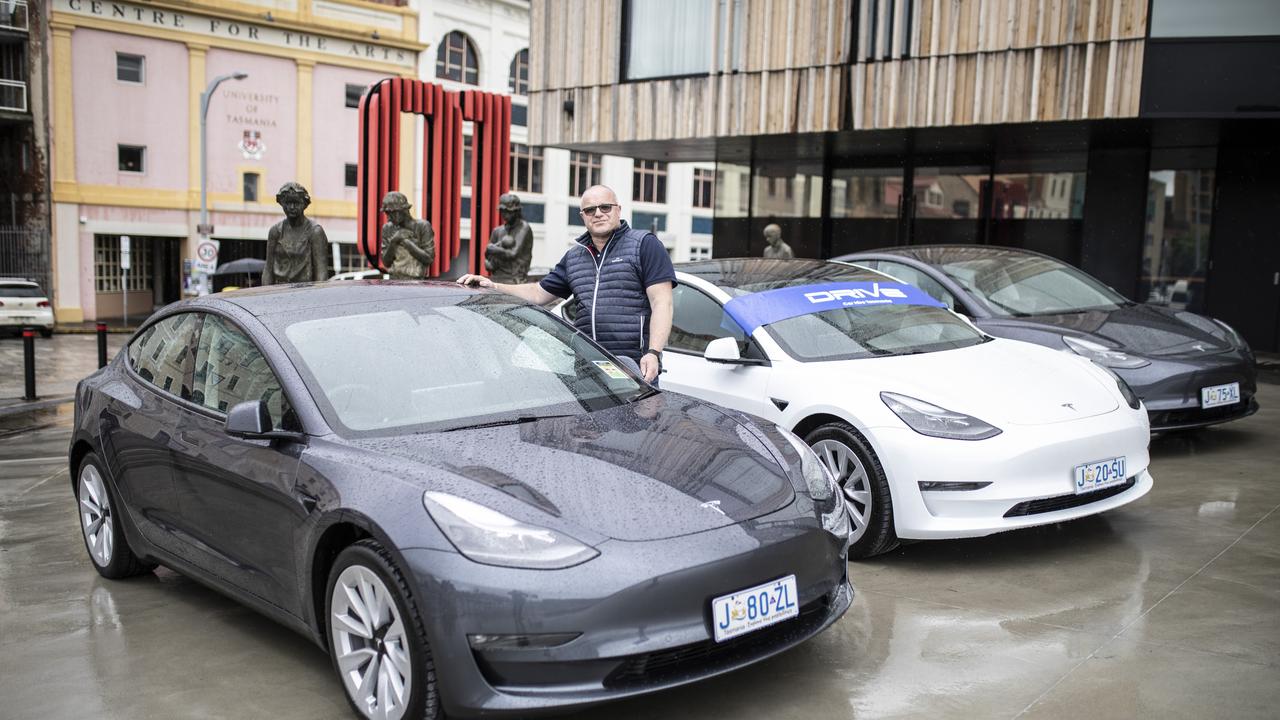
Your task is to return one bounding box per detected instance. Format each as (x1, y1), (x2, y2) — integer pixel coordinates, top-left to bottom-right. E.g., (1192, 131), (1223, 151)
(48, 0), (423, 321)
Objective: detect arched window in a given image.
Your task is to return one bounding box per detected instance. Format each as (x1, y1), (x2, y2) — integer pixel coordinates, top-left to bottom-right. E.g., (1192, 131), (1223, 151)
(436, 31), (479, 85)
(508, 49), (529, 95)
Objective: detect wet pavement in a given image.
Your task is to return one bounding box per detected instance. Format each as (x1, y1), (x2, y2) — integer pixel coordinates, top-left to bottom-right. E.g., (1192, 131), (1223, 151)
(1, 342), (1277, 718)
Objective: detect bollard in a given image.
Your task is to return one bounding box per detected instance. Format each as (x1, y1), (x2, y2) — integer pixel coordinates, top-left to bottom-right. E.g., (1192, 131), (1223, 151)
(22, 327), (37, 401)
(97, 322), (109, 368)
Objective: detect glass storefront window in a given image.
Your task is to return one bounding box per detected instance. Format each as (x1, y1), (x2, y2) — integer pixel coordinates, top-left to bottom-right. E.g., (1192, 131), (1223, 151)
(831, 168), (901, 218)
(1140, 169), (1215, 314)
(714, 163), (750, 218)
(912, 167), (984, 219)
(989, 173), (1085, 219)
(752, 164), (824, 218)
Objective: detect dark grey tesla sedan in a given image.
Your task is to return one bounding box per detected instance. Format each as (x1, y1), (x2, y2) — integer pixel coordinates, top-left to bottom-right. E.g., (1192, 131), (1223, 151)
(69, 281), (851, 719)
(837, 246), (1258, 431)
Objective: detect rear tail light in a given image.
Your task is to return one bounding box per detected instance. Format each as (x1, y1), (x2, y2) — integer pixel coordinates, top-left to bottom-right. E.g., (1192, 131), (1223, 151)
(37, 301), (50, 308)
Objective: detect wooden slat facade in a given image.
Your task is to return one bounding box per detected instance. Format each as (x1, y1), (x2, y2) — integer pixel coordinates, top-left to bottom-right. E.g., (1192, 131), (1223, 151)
(529, 0), (1150, 147)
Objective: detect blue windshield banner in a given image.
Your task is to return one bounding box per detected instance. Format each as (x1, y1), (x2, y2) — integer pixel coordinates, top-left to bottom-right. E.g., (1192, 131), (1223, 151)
(723, 282), (947, 334)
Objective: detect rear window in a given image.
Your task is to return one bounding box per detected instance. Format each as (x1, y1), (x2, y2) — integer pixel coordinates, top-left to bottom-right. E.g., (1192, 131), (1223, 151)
(0, 284), (45, 298)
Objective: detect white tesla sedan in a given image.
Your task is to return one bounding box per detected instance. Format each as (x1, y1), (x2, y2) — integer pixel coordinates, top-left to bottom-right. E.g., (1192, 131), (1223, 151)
(646, 259), (1153, 558)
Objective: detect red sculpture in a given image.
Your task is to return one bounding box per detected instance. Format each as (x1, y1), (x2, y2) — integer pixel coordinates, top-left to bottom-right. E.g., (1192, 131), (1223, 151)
(356, 78), (512, 277)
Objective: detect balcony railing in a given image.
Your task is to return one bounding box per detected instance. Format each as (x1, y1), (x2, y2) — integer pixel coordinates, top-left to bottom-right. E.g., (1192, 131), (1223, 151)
(0, 0), (28, 33)
(0, 79), (26, 112)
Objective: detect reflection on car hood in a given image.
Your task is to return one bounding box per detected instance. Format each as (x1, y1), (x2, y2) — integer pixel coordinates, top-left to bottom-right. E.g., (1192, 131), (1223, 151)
(344, 392), (796, 541)
(851, 339), (1118, 426)
(982, 303), (1234, 357)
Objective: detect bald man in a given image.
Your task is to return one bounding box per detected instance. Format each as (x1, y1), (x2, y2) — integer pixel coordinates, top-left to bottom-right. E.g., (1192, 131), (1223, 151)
(459, 184), (674, 383)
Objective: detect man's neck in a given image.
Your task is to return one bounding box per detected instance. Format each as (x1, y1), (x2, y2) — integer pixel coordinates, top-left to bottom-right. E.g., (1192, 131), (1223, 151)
(589, 230), (612, 251)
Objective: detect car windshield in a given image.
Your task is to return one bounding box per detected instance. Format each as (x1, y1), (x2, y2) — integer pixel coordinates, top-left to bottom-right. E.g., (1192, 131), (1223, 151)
(0, 284), (45, 298)
(280, 296), (646, 436)
(726, 272), (988, 362)
(936, 253), (1129, 316)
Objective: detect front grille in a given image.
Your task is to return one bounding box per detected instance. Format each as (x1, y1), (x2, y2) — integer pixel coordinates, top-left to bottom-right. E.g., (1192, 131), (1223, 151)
(603, 593), (833, 689)
(1150, 396), (1257, 430)
(1003, 477), (1137, 518)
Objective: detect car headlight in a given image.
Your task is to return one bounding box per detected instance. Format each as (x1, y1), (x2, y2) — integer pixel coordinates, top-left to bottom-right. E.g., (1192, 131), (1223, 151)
(1099, 367), (1142, 410)
(422, 492), (598, 569)
(880, 392), (1002, 440)
(1062, 335), (1150, 369)
(774, 425), (849, 537)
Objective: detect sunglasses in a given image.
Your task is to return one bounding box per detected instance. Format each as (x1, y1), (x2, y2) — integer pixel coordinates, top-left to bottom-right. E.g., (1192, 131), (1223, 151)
(579, 203), (617, 216)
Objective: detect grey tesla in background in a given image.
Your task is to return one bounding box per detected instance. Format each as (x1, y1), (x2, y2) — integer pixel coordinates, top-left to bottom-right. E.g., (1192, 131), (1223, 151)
(837, 246), (1257, 431)
(69, 281), (851, 719)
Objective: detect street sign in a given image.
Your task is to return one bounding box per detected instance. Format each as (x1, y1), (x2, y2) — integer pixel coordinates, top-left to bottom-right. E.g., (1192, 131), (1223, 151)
(197, 223), (215, 236)
(194, 239), (220, 274)
(120, 235), (131, 270)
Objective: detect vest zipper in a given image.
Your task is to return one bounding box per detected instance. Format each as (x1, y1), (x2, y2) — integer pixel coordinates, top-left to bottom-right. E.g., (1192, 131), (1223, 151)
(590, 239), (612, 341)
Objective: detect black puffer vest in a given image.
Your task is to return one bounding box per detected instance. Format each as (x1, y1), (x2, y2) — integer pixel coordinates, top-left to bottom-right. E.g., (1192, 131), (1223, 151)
(566, 221), (652, 361)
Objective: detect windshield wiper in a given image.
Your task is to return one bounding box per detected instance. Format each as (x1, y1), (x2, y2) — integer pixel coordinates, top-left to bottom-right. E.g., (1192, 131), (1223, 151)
(630, 386), (660, 402)
(442, 414), (576, 432)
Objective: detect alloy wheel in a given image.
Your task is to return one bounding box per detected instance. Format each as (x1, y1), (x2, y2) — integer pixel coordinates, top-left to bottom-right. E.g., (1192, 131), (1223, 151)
(331, 565), (413, 720)
(78, 463), (113, 567)
(812, 438), (871, 543)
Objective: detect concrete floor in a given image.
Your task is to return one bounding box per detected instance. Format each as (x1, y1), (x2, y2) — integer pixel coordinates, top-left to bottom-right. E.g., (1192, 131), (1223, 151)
(1, 359), (1277, 718)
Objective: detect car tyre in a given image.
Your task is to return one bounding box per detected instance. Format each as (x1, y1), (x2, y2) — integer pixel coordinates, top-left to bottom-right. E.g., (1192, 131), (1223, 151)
(805, 422), (899, 559)
(326, 540), (440, 720)
(76, 452), (155, 579)
(39, 328), (53, 338)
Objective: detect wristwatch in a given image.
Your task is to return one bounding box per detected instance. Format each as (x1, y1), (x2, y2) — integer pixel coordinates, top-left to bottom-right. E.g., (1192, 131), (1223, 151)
(643, 348), (662, 370)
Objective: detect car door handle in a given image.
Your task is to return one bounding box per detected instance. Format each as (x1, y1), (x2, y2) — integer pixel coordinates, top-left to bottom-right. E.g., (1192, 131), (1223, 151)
(176, 432), (200, 446)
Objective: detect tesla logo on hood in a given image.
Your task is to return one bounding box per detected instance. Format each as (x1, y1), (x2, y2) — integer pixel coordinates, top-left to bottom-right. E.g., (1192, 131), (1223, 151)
(1192, 343), (1208, 352)
(805, 284), (907, 303)
(1061, 403), (1076, 411)
(699, 500), (726, 515)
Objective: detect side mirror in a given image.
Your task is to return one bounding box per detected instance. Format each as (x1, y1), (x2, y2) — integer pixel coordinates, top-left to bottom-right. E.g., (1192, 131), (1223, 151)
(226, 400), (304, 442)
(704, 337), (742, 363)
(226, 400), (270, 436)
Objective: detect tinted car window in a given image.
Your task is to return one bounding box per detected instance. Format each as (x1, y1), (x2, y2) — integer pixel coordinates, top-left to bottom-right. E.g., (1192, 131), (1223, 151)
(724, 267), (987, 361)
(191, 314), (295, 430)
(670, 284), (764, 359)
(873, 260), (957, 310)
(938, 254), (1128, 316)
(0, 284), (46, 298)
(127, 313), (199, 398)
(281, 296), (645, 435)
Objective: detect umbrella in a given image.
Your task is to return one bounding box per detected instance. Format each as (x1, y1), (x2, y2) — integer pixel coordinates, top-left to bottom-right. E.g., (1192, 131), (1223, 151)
(213, 258), (266, 275)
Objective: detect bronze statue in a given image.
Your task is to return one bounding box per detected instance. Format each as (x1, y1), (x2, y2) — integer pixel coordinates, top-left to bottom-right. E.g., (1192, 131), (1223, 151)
(762, 223), (794, 259)
(379, 191), (435, 280)
(264, 182), (330, 284)
(484, 193), (533, 284)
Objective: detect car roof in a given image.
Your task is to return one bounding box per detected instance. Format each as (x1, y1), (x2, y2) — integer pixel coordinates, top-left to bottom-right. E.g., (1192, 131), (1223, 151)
(845, 244), (1055, 265)
(186, 280), (493, 317)
(675, 257), (885, 290)
(0, 278), (38, 286)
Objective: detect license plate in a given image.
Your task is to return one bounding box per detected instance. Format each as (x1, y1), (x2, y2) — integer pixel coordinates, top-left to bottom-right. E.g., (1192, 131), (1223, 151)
(711, 575), (799, 643)
(1074, 456), (1127, 495)
(1201, 382), (1240, 409)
